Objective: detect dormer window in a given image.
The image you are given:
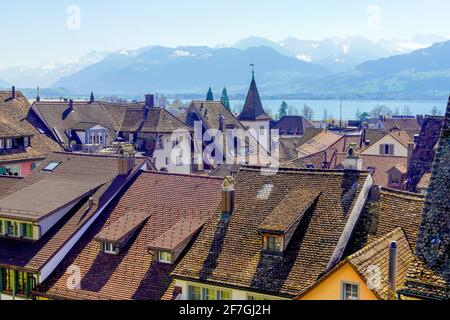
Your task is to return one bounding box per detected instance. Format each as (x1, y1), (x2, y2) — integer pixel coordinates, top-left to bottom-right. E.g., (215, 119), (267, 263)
(24, 136), (29, 147)
(5, 139), (12, 149)
(158, 251), (173, 264)
(263, 234), (283, 253)
(102, 242), (118, 255)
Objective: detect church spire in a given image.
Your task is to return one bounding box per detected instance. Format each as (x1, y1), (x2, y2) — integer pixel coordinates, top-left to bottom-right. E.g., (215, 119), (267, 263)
(416, 95), (450, 276)
(206, 87), (214, 101)
(237, 65), (271, 122)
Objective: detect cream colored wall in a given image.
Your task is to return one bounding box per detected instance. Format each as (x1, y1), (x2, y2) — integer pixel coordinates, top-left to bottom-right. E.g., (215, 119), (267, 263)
(241, 120), (271, 154)
(361, 135), (408, 157)
(299, 263), (379, 300)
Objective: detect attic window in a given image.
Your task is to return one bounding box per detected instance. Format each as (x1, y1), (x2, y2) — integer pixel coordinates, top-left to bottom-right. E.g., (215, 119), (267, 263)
(42, 162), (61, 172)
(263, 234), (283, 253)
(103, 242), (118, 255)
(158, 251), (173, 264)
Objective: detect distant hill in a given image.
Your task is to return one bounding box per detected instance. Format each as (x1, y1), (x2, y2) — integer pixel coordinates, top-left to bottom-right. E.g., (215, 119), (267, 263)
(53, 46), (330, 95)
(304, 41), (450, 99)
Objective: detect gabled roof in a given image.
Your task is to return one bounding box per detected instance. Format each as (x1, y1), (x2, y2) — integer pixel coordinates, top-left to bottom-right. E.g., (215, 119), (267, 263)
(388, 162), (408, 175)
(383, 117), (421, 132)
(273, 116), (314, 136)
(31, 100), (142, 146)
(389, 130), (414, 148)
(186, 101), (246, 131)
(148, 217), (206, 251)
(120, 107), (192, 134)
(300, 228), (414, 300)
(296, 130), (342, 158)
(0, 91), (62, 163)
(238, 76), (271, 122)
(172, 167), (370, 298)
(36, 171), (223, 300)
(0, 152), (143, 272)
(258, 188), (321, 234)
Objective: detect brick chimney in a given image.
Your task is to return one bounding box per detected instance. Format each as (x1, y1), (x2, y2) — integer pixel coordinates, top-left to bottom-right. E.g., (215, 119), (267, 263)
(416, 96), (450, 277)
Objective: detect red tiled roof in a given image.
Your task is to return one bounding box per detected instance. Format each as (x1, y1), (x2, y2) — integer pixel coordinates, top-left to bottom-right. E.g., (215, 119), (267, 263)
(36, 171), (223, 300)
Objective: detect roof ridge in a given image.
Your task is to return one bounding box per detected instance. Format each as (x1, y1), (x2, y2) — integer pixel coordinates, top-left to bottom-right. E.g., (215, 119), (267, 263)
(239, 165), (370, 176)
(141, 170), (223, 180)
(381, 187), (425, 200)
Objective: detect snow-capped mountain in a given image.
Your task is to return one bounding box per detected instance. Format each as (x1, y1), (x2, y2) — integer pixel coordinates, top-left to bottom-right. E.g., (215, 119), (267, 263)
(0, 51), (110, 88)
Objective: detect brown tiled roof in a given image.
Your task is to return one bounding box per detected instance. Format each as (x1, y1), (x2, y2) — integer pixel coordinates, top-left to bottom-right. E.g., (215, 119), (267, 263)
(36, 171), (223, 300)
(0, 176), (22, 196)
(95, 211), (151, 246)
(31, 100), (138, 147)
(389, 130), (414, 148)
(278, 137), (303, 163)
(300, 228), (414, 300)
(346, 188), (424, 256)
(120, 107), (192, 134)
(362, 129), (387, 147)
(296, 131), (342, 157)
(0, 91), (62, 163)
(400, 257), (450, 300)
(148, 217), (206, 251)
(359, 154), (408, 187)
(186, 101), (246, 132)
(273, 116), (314, 136)
(416, 173), (431, 191)
(390, 162), (408, 175)
(258, 188), (321, 234)
(384, 118), (420, 132)
(172, 167), (370, 298)
(0, 152), (140, 272)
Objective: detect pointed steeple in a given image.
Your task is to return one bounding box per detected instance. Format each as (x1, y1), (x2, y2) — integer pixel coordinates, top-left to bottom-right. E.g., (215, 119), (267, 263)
(238, 67), (271, 121)
(416, 96), (450, 277)
(206, 87), (214, 101)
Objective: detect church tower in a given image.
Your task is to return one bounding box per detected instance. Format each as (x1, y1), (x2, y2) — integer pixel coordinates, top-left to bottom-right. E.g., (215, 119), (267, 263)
(238, 66), (272, 153)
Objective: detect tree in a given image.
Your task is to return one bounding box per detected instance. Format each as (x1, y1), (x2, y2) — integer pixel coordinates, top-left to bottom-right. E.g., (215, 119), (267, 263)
(393, 107), (400, 116)
(278, 101), (288, 119)
(220, 87), (231, 111)
(402, 105), (412, 116)
(430, 106), (442, 116)
(301, 104), (314, 121)
(206, 87), (214, 101)
(370, 104), (392, 118)
(359, 112), (370, 122)
(288, 105), (299, 116)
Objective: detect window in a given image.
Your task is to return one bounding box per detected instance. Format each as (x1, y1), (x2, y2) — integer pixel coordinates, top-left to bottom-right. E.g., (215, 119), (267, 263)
(23, 136), (29, 147)
(248, 295), (269, 301)
(0, 139), (4, 149)
(158, 251), (172, 264)
(5, 139), (12, 149)
(380, 144), (394, 155)
(6, 221), (19, 237)
(188, 285), (201, 300)
(260, 126), (265, 134)
(21, 223), (34, 239)
(103, 242), (117, 254)
(42, 161), (61, 172)
(0, 220), (3, 235)
(342, 282), (359, 300)
(0, 269), (32, 296)
(188, 285), (231, 300)
(165, 157), (170, 165)
(263, 235), (283, 252)
(389, 173), (400, 184)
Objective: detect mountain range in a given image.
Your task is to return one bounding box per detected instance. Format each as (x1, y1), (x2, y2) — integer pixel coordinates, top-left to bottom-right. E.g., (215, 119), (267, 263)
(1, 35), (449, 99)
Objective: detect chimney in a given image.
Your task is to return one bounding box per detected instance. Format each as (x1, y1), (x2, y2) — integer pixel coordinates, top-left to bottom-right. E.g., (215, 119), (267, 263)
(89, 91), (95, 103)
(388, 241), (398, 299)
(36, 86), (41, 102)
(88, 196), (94, 210)
(11, 86), (16, 99)
(145, 94), (154, 109)
(118, 156), (135, 175)
(221, 176), (235, 221)
(69, 99), (74, 109)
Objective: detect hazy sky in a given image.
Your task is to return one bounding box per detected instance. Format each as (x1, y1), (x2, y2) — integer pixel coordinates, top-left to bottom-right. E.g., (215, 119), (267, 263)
(1, 0), (449, 68)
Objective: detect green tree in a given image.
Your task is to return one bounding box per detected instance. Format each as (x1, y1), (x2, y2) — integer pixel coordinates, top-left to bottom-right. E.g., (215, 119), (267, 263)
(278, 101), (288, 119)
(359, 112), (370, 121)
(220, 87), (231, 111)
(206, 87), (214, 101)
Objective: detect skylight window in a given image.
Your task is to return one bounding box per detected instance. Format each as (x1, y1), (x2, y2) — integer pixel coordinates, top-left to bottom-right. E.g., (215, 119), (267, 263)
(42, 162), (61, 172)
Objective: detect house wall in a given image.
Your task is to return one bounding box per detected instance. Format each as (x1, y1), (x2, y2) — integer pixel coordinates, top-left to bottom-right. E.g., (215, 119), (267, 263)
(362, 135), (408, 157)
(153, 132), (192, 175)
(241, 120), (271, 154)
(0, 160), (38, 177)
(174, 279), (288, 300)
(299, 263), (378, 300)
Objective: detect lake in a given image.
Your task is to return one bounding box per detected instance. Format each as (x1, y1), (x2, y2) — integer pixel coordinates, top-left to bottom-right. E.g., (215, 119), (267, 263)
(228, 99), (448, 121)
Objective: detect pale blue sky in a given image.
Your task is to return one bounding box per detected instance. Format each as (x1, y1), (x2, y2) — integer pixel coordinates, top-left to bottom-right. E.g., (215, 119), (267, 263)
(1, 0), (449, 68)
